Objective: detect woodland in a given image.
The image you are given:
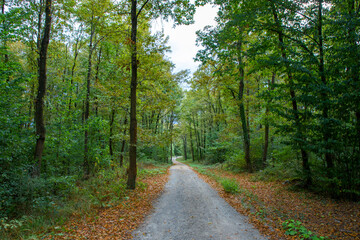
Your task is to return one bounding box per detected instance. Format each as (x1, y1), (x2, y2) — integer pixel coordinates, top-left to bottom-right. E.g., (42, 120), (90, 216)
(1, 0), (360, 238)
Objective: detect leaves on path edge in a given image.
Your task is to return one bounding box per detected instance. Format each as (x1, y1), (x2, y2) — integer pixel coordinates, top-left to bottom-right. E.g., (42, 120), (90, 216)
(46, 167), (170, 240)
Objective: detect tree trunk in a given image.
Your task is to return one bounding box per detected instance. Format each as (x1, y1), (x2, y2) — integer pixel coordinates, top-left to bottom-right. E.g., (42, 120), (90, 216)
(127, 0), (138, 189)
(169, 111), (174, 162)
(69, 29), (81, 111)
(317, 0), (334, 176)
(120, 115), (128, 167)
(237, 38), (252, 173)
(83, 17), (95, 178)
(2, 0), (8, 63)
(347, 1), (360, 153)
(94, 47), (102, 117)
(109, 108), (115, 160)
(271, 4), (311, 186)
(189, 127), (195, 162)
(154, 110), (161, 134)
(183, 135), (187, 160)
(33, 0), (52, 176)
(262, 73), (275, 166)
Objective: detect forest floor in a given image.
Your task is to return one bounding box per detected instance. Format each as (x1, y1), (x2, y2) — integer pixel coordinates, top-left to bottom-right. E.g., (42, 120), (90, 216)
(42, 159), (360, 240)
(45, 163), (170, 240)
(184, 161), (360, 240)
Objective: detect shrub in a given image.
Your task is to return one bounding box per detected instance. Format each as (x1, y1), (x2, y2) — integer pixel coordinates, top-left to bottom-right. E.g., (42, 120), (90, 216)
(221, 178), (239, 194)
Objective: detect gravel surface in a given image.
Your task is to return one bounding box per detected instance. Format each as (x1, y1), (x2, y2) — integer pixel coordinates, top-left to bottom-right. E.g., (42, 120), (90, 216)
(132, 159), (267, 240)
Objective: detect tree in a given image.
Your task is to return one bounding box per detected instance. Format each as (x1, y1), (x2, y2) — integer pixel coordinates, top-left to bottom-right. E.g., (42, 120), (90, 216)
(33, 0), (52, 176)
(126, 0), (195, 189)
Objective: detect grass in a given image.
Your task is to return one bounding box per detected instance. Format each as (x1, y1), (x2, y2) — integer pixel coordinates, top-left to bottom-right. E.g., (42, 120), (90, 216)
(0, 162), (169, 240)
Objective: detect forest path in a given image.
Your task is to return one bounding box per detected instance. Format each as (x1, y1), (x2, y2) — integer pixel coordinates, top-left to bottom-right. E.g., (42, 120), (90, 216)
(132, 158), (267, 240)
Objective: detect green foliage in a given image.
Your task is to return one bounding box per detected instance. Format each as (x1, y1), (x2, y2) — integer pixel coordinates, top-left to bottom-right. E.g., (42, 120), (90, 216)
(0, 165), (128, 239)
(282, 219), (328, 240)
(206, 141), (229, 164)
(221, 178), (239, 194)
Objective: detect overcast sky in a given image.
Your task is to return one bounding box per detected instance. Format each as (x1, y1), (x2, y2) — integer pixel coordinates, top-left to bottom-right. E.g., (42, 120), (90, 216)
(151, 4), (218, 75)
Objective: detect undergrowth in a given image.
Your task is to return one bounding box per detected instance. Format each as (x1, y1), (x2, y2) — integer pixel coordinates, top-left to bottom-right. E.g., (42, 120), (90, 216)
(282, 220), (329, 240)
(0, 162), (169, 240)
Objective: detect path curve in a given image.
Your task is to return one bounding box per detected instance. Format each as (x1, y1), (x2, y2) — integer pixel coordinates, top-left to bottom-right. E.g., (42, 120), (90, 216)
(133, 159), (267, 240)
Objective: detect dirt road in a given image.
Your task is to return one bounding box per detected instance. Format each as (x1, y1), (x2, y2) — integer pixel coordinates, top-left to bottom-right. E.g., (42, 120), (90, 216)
(132, 159), (267, 240)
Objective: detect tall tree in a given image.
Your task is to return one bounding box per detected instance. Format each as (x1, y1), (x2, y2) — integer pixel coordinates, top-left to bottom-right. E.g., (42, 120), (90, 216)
(33, 0), (52, 176)
(127, 0), (195, 189)
(127, 0), (139, 189)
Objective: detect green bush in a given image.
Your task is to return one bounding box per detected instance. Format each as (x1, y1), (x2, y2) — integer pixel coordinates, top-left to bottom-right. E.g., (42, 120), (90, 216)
(221, 178), (239, 194)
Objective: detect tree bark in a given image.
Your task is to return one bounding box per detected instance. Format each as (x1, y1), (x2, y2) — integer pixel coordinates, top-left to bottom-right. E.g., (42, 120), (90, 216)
(83, 17), (95, 178)
(109, 108), (115, 160)
(127, 0), (138, 189)
(33, 0), (52, 176)
(237, 38), (252, 173)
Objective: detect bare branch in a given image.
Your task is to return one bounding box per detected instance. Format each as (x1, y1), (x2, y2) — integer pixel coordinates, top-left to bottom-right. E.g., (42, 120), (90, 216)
(137, 0), (150, 18)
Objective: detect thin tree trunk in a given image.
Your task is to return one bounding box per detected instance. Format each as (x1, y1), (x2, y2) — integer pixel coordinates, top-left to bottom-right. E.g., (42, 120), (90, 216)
(154, 110), (161, 134)
(318, 0), (334, 176)
(262, 73), (275, 166)
(69, 28), (82, 111)
(62, 44), (68, 82)
(169, 111), (174, 162)
(83, 17), (95, 178)
(237, 38), (252, 173)
(203, 119), (206, 160)
(2, 0), (8, 63)
(94, 47), (102, 116)
(109, 108), (115, 160)
(127, 0), (139, 189)
(120, 115), (128, 167)
(33, 0), (52, 176)
(189, 128), (195, 162)
(183, 135), (187, 160)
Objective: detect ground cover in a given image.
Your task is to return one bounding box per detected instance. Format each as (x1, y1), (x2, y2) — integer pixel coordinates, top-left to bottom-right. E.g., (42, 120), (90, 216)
(43, 163), (170, 240)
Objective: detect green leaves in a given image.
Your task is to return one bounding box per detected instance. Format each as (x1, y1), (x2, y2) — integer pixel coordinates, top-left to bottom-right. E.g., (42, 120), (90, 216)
(282, 219), (329, 240)
(221, 178), (240, 193)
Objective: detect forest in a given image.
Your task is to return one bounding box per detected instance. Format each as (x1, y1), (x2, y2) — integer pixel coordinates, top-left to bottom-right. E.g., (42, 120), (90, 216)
(1, 0), (359, 238)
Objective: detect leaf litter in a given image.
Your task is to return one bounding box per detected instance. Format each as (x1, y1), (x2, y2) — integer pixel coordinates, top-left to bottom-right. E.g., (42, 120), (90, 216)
(192, 167), (360, 240)
(46, 166), (169, 240)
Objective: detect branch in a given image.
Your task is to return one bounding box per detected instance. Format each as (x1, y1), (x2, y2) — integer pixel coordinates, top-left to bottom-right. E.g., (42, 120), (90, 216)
(137, 0), (150, 18)
(268, 27), (317, 62)
(227, 86), (237, 101)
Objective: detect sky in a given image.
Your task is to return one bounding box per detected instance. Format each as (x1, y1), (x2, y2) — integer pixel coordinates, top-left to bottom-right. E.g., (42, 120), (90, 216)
(151, 4), (218, 75)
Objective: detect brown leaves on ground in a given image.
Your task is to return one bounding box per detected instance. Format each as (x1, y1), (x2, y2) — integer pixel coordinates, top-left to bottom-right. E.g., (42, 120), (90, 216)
(47, 168), (169, 240)
(194, 168), (360, 240)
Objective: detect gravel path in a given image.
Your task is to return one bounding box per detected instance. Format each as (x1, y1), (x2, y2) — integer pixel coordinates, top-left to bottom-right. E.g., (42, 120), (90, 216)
(132, 159), (267, 240)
